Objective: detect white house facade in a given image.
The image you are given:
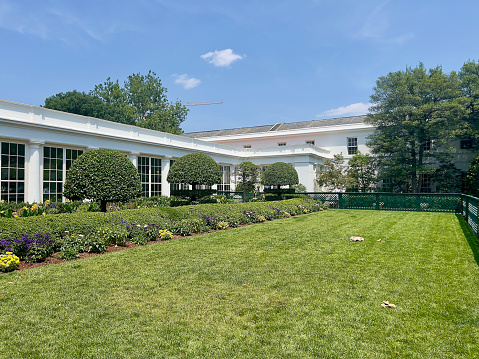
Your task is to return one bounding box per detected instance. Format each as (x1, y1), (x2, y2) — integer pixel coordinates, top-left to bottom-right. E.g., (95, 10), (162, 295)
(2, 99), (474, 202)
(1, 99), (346, 203)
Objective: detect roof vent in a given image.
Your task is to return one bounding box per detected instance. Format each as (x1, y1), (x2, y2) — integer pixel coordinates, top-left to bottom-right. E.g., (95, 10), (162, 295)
(269, 122), (284, 131)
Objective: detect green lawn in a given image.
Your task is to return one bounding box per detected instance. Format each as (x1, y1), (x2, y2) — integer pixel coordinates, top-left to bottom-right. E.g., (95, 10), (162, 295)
(1, 210), (479, 358)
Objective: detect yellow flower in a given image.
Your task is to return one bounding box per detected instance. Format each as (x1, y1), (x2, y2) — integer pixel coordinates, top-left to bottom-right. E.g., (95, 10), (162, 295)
(42, 212), (46, 216)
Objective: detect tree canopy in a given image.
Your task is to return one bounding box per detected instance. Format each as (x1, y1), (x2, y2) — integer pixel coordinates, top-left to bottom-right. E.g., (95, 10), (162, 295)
(465, 154), (479, 197)
(263, 162), (299, 188)
(234, 161), (262, 193)
(366, 63), (465, 192)
(346, 152), (377, 192)
(166, 153), (221, 195)
(316, 154), (346, 191)
(44, 71), (188, 135)
(63, 149), (142, 212)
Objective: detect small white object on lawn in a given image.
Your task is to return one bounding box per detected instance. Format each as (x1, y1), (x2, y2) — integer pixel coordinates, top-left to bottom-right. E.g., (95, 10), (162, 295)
(350, 236), (364, 242)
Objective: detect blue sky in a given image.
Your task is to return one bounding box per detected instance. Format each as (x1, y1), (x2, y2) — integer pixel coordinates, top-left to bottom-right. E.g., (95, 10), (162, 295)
(1, 0), (478, 133)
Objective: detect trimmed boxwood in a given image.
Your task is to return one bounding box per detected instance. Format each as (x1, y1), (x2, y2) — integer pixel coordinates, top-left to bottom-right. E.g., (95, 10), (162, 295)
(263, 162), (299, 188)
(167, 153), (221, 200)
(63, 149), (142, 212)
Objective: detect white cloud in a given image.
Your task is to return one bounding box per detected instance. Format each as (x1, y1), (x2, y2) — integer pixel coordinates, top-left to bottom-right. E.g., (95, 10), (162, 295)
(354, 2), (414, 44)
(173, 74), (201, 89)
(201, 49), (244, 67)
(316, 103), (372, 118)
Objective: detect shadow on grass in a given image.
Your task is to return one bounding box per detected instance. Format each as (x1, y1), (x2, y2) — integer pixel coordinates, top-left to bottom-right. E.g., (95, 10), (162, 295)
(456, 214), (479, 268)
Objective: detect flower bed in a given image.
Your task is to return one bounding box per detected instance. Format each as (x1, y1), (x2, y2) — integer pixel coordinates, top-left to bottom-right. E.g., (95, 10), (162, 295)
(0, 198), (327, 271)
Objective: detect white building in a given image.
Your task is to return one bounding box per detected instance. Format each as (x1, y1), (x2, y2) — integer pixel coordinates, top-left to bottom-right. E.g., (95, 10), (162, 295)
(2, 99), (369, 203)
(2, 99), (472, 202)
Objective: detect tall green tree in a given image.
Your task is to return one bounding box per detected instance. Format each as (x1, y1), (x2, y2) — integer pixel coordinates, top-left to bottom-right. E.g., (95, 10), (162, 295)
(346, 152), (377, 192)
(45, 71), (188, 135)
(44, 90), (127, 123)
(316, 154), (346, 191)
(458, 60), (479, 148)
(366, 63), (465, 192)
(234, 161), (262, 194)
(465, 154), (479, 197)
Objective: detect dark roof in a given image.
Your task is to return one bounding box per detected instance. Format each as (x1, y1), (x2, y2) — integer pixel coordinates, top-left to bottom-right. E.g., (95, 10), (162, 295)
(183, 115), (367, 138)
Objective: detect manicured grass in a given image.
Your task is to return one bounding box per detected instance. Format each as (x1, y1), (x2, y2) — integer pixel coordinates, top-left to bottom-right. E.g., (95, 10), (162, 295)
(1, 210), (478, 358)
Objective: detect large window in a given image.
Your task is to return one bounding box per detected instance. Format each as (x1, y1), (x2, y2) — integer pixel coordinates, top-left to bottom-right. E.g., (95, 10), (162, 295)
(1, 142), (25, 202)
(43, 146), (64, 202)
(217, 165), (231, 191)
(42, 147), (83, 203)
(347, 137), (358, 155)
(66, 149), (83, 172)
(138, 156), (162, 197)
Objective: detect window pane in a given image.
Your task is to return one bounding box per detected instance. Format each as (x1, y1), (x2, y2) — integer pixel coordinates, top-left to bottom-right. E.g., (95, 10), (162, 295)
(10, 143), (17, 156)
(18, 144), (25, 157)
(1, 142), (9, 155)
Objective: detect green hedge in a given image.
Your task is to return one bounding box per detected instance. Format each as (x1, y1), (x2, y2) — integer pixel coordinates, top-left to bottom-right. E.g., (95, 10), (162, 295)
(0, 199), (326, 241)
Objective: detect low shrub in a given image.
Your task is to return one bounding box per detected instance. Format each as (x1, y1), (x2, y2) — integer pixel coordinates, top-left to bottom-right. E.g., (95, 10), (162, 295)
(158, 229), (173, 241)
(85, 234), (107, 253)
(58, 233), (88, 260)
(96, 227), (128, 246)
(0, 233), (55, 263)
(0, 252), (20, 272)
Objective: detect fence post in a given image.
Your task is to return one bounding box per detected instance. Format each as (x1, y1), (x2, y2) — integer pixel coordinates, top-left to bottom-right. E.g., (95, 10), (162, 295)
(338, 193), (343, 209)
(375, 193), (380, 210)
(465, 195), (469, 224)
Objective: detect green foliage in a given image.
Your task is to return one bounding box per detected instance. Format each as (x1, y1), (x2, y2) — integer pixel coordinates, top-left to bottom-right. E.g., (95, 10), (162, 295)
(458, 60), (479, 148)
(167, 153), (221, 200)
(45, 71), (188, 134)
(465, 154), (479, 197)
(63, 149), (142, 211)
(292, 183), (307, 193)
(346, 152), (377, 192)
(90, 71), (188, 134)
(235, 161), (262, 193)
(316, 154), (346, 190)
(58, 233), (88, 259)
(44, 90), (128, 124)
(85, 234), (107, 253)
(366, 63), (466, 192)
(96, 227), (128, 246)
(262, 162), (299, 188)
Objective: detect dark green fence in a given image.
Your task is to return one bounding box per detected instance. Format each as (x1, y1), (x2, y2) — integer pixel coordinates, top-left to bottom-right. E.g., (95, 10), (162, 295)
(307, 192), (462, 213)
(217, 191), (478, 236)
(461, 195), (479, 237)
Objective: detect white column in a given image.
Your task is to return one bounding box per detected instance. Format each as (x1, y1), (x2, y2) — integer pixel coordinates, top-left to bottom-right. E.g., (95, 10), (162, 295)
(161, 156), (171, 197)
(294, 159), (315, 192)
(27, 140), (44, 203)
(230, 165), (236, 192)
(128, 152), (139, 168)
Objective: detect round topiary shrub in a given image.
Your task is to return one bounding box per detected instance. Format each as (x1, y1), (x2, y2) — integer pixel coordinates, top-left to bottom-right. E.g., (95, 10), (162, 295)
(263, 162), (299, 189)
(167, 153), (221, 200)
(63, 149), (142, 212)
